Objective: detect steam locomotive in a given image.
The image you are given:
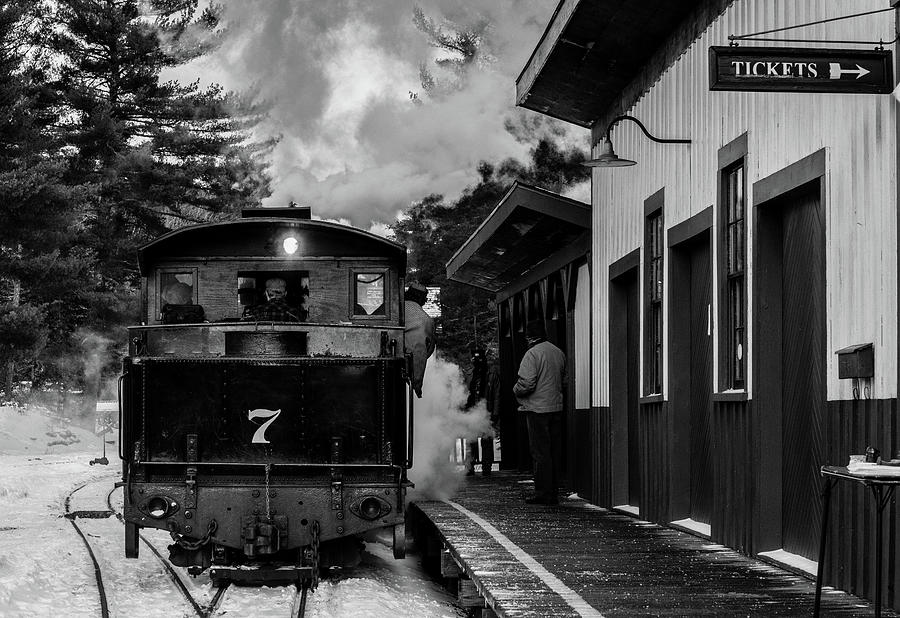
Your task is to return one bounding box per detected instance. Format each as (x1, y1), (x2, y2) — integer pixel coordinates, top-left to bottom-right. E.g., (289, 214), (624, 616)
(118, 206), (412, 586)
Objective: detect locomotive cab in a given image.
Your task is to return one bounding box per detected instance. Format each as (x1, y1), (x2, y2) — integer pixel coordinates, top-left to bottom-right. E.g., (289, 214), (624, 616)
(119, 208), (413, 585)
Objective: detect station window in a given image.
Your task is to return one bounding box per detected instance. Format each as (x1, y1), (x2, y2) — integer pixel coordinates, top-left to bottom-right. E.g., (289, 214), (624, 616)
(645, 210), (664, 395)
(353, 272), (386, 317)
(513, 294), (525, 333)
(548, 273), (564, 321)
(723, 162), (746, 388)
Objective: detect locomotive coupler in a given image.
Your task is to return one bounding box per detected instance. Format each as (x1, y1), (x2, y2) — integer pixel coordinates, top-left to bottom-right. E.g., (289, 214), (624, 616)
(241, 514), (288, 557)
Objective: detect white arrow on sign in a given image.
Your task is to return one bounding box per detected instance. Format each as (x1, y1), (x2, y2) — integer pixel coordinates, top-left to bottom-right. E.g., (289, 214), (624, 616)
(829, 63), (870, 80)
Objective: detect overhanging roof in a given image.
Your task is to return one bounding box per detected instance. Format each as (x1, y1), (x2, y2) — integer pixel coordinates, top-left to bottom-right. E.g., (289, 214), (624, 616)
(516, 0), (705, 127)
(446, 182), (590, 294)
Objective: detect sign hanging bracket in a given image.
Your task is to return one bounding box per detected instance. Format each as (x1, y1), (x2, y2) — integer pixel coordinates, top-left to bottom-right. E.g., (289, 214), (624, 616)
(728, 6), (898, 50)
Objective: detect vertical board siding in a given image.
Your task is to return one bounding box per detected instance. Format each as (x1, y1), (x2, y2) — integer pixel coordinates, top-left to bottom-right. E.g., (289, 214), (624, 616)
(575, 263), (591, 409)
(574, 408), (593, 501)
(639, 400), (669, 523)
(711, 400), (753, 554)
(595, 406), (612, 507)
(592, 0), (897, 407)
(825, 399), (900, 607)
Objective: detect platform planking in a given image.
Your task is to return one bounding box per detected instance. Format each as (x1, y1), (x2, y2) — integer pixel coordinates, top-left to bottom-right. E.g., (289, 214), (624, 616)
(410, 472), (897, 617)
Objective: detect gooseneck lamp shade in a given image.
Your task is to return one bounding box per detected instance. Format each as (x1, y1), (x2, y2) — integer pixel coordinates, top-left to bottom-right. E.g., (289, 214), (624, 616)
(582, 115), (691, 168)
(583, 137), (636, 168)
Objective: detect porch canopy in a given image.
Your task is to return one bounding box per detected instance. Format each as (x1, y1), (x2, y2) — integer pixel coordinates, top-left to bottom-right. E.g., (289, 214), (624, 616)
(515, 0), (709, 127)
(446, 181), (589, 296)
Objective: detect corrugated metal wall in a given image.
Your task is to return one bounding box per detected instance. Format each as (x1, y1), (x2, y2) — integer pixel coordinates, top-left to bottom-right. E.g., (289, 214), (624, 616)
(575, 263), (591, 409)
(592, 0), (898, 405)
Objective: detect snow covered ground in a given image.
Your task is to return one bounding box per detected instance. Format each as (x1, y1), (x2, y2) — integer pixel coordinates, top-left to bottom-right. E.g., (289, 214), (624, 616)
(0, 405), (464, 617)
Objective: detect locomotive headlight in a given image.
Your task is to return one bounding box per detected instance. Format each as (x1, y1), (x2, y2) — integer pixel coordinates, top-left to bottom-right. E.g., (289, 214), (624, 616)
(144, 495), (179, 519)
(349, 495), (391, 521)
(360, 497), (382, 519)
(282, 236), (299, 255)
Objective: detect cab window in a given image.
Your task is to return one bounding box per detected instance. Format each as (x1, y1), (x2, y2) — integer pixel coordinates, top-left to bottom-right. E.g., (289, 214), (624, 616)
(353, 272), (386, 317)
(237, 271), (309, 320)
(160, 271), (195, 306)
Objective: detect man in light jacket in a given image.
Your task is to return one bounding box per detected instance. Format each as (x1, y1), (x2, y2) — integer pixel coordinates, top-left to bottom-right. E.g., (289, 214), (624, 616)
(513, 320), (566, 505)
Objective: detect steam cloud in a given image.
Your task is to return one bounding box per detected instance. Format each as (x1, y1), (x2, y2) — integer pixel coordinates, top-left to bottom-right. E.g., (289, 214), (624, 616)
(169, 0), (585, 230)
(408, 354), (493, 501)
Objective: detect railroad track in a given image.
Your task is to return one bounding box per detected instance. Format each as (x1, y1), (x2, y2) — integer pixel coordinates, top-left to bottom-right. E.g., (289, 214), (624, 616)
(65, 479), (311, 617)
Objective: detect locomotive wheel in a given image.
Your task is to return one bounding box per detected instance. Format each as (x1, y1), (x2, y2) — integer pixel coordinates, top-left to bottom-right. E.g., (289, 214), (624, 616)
(392, 523), (406, 559)
(125, 521), (140, 558)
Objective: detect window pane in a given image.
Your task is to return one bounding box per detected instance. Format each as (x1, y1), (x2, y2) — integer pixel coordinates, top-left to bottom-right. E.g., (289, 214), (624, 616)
(354, 273), (385, 316)
(161, 272), (193, 306)
(646, 211), (664, 394)
(728, 173), (736, 222)
(722, 162), (746, 388)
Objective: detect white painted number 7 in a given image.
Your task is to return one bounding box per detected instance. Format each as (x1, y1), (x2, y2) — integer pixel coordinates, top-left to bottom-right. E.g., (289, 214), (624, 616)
(248, 408), (282, 444)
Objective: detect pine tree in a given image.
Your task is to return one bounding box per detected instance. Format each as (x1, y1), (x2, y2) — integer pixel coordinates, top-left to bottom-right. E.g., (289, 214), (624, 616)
(28, 0), (272, 400)
(48, 0), (272, 286)
(0, 0), (89, 397)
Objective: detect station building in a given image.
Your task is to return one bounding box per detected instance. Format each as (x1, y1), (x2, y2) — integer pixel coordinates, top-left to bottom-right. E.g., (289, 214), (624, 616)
(451, 0), (900, 610)
(446, 182), (592, 476)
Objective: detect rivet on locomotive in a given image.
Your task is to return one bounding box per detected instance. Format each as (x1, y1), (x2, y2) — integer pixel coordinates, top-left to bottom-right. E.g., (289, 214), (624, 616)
(119, 207), (413, 586)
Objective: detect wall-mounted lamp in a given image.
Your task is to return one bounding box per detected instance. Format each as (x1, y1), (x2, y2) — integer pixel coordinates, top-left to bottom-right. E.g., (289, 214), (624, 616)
(583, 115), (691, 168)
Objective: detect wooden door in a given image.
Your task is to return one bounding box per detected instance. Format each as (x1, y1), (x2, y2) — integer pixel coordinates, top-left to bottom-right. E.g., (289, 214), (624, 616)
(610, 267), (641, 508)
(688, 236), (713, 523)
(780, 187), (826, 559)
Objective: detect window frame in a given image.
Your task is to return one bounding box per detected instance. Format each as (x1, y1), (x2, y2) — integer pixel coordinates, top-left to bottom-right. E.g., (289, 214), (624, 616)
(644, 190), (665, 396)
(717, 133), (749, 392)
(157, 267), (198, 318)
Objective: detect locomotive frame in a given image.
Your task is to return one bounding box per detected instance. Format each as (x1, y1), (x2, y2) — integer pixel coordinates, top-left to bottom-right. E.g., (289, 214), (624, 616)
(118, 207), (413, 585)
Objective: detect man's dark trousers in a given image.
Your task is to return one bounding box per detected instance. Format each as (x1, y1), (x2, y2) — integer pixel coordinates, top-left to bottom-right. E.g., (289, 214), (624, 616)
(526, 410), (563, 500)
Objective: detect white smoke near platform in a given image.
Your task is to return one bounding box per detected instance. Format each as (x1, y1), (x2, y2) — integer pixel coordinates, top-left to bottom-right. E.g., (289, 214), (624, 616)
(408, 353), (492, 501)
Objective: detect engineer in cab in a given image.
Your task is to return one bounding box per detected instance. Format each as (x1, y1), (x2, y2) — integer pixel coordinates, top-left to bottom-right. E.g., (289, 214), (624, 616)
(242, 277), (307, 322)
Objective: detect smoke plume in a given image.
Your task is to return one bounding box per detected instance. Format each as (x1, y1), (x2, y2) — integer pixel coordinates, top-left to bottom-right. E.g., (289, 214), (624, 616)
(408, 353), (493, 501)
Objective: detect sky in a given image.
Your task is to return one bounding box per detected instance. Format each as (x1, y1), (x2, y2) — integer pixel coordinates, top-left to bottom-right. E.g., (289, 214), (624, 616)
(169, 0), (587, 234)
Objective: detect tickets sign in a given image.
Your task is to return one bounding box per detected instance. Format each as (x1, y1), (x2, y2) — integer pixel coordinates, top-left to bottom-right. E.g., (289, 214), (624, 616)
(709, 46), (893, 94)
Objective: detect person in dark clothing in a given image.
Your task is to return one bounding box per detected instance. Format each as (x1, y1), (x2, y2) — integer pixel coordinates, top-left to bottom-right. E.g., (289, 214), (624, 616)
(464, 348), (494, 475)
(482, 352), (501, 474)
(485, 354), (501, 434)
(514, 321), (566, 505)
(242, 277), (305, 322)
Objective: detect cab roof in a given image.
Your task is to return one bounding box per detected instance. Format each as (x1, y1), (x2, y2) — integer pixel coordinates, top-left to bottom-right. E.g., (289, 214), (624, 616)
(138, 218), (406, 275)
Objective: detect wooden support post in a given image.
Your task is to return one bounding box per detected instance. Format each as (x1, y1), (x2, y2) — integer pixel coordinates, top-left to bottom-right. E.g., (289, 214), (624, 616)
(457, 577), (485, 608)
(440, 549), (461, 578)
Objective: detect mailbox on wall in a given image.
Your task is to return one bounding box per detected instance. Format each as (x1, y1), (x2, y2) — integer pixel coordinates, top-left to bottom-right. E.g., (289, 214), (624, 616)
(835, 343), (874, 379)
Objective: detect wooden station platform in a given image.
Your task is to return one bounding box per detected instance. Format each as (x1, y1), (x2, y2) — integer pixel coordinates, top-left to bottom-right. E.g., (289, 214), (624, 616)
(408, 471), (896, 617)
